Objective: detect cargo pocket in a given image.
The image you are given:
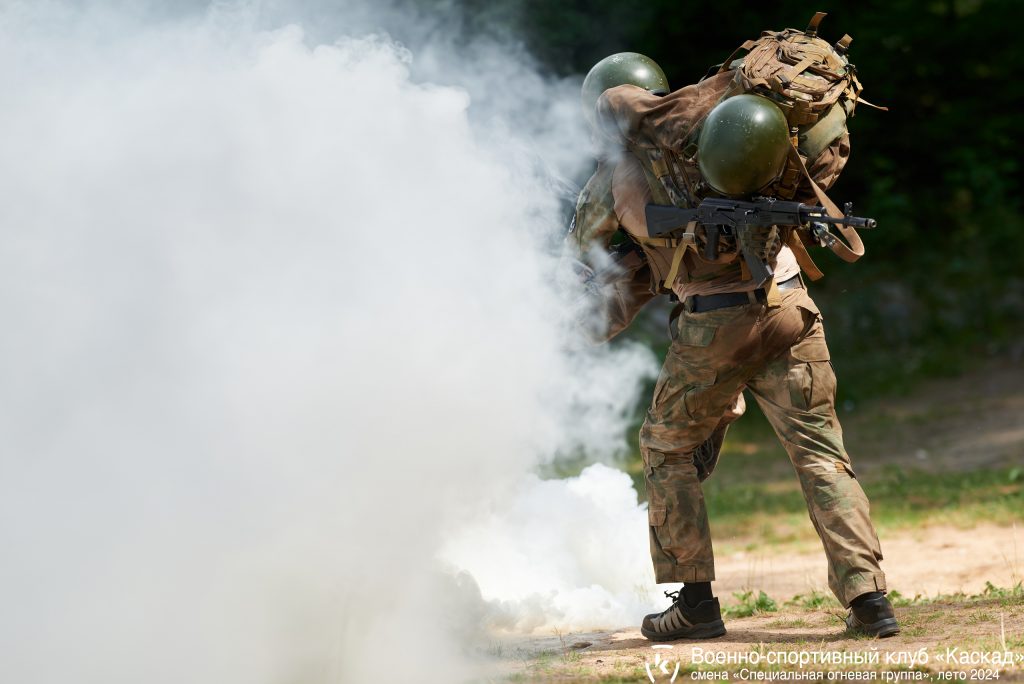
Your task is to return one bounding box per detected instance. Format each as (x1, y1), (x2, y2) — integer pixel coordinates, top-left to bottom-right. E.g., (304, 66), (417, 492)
(789, 308), (833, 411)
(649, 367), (683, 420)
(650, 322), (718, 422)
(682, 367), (718, 421)
(642, 449), (666, 476)
(677, 323), (717, 347)
(787, 360), (836, 411)
(787, 363), (814, 410)
(792, 307), (830, 362)
(648, 501), (678, 569)
(649, 503), (667, 527)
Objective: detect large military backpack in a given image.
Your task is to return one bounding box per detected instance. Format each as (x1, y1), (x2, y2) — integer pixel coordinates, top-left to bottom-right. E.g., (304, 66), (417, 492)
(708, 11), (885, 275)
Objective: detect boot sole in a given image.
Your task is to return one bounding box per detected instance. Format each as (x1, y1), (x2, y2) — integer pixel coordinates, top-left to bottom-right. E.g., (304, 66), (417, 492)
(642, 619), (727, 641)
(848, 616), (900, 638)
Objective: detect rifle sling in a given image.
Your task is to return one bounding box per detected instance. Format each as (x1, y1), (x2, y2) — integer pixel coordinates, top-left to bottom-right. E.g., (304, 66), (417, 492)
(663, 222), (697, 289)
(634, 232), (695, 294)
(765, 276), (783, 306)
(786, 230), (825, 281)
(640, 235), (686, 248)
(786, 142), (865, 264)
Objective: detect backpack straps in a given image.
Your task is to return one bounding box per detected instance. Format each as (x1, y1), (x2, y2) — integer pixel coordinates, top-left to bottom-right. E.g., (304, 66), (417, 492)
(716, 40), (758, 75)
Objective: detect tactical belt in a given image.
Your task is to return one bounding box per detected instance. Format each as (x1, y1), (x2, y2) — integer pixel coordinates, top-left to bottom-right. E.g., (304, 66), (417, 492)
(688, 274), (802, 313)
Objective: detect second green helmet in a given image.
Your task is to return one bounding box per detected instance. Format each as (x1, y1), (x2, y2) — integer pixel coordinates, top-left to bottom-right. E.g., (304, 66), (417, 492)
(697, 94), (790, 197)
(581, 52), (669, 125)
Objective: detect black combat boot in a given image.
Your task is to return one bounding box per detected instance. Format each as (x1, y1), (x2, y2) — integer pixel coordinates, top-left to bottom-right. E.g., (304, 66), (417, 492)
(845, 593), (900, 638)
(640, 590), (726, 641)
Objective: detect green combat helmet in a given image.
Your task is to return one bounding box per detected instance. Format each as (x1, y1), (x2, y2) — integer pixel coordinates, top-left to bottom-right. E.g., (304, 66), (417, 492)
(581, 52), (669, 126)
(697, 94), (790, 197)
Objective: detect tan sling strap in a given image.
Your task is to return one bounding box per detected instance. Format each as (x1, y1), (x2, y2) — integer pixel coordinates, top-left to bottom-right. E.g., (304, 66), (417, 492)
(786, 142), (865, 264)
(634, 232), (695, 292)
(765, 275), (783, 306)
(786, 230), (825, 281)
(662, 222), (697, 288)
(852, 92), (889, 113)
(640, 235), (685, 248)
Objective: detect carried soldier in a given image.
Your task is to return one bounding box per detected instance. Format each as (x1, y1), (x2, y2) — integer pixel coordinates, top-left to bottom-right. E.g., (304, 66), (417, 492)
(565, 12), (899, 640)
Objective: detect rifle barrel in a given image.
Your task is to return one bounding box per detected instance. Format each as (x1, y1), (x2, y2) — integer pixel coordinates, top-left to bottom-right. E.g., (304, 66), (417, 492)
(813, 215), (878, 229)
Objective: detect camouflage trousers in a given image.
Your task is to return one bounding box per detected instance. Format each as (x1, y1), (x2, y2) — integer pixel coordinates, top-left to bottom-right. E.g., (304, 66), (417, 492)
(640, 284), (886, 607)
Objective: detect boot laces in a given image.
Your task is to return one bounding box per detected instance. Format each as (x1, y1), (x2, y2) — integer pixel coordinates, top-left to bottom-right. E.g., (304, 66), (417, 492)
(652, 590), (689, 624)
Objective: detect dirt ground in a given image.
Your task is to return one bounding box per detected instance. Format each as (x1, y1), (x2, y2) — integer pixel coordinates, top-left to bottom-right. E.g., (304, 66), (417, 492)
(504, 597), (1024, 682)
(713, 523), (1022, 603)
(500, 358), (1024, 682)
(500, 523), (1023, 682)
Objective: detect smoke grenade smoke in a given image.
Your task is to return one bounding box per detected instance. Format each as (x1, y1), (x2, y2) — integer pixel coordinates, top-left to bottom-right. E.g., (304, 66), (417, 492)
(0, 2), (657, 682)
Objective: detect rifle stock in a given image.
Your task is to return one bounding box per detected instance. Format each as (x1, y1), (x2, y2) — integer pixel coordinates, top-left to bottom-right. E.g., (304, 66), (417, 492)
(645, 204), (697, 237)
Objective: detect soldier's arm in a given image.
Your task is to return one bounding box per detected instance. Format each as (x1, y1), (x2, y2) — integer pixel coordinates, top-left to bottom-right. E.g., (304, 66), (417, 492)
(568, 162), (621, 260)
(601, 255), (656, 341)
(593, 74), (734, 152)
(564, 163), (658, 343)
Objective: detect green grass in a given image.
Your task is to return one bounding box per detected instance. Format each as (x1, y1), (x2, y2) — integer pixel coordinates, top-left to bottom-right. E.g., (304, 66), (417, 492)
(617, 372), (1023, 526)
(786, 589), (841, 610)
(671, 461), (1023, 543)
(723, 589), (778, 617)
(620, 450), (1022, 552)
(867, 582), (1023, 609)
(980, 580), (1024, 602)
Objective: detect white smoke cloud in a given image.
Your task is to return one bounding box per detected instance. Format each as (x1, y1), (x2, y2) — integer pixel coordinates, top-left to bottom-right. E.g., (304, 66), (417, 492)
(441, 463), (658, 634)
(0, 2), (658, 682)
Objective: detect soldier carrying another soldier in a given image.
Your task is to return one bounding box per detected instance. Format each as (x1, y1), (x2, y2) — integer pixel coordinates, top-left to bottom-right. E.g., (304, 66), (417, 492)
(565, 12), (899, 640)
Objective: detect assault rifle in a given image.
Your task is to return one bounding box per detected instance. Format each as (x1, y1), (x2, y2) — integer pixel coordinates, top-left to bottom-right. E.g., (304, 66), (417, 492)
(645, 197), (877, 288)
